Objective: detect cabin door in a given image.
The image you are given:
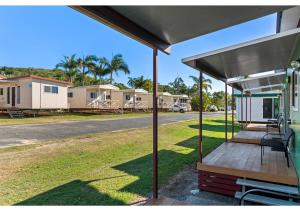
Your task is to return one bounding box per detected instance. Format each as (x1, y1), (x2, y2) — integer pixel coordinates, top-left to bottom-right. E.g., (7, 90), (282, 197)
(263, 98), (272, 119)
(11, 87), (16, 107)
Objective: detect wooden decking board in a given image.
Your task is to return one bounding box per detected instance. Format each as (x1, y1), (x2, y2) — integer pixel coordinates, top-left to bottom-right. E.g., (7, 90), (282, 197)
(230, 130), (267, 144)
(245, 123), (279, 132)
(198, 142), (298, 186)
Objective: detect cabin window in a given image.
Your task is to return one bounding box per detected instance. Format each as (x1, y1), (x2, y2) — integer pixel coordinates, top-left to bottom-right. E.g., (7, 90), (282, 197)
(263, 98), (279, 119)
(90, 92), (97, 99)
(44, 85), (58, 94)
(44, 86), (51, 93)
(7, 87), (10, 104)
(17, 86), (20, 104)
(106, 95), (111, 100)
(52, 86), (59, 94)
(292, 71), (298, 111)
(68, 92), (73, 98)
(136, 97), (142, 101)
(180, 99), (187, 103)
(125, 95), (130, 100)
(0, 88), (3, 95)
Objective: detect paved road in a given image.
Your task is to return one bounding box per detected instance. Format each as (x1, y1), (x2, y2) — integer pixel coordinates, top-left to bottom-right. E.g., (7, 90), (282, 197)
(0, 112), (223, 147)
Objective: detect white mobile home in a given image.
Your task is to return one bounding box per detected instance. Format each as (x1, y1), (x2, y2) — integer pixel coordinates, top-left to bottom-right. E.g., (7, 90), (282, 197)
(158, 92), (174, 110)
(172, 94), (192, 111)
(0, 75), (71, 110)
(68, 84), (123, 109)
(235, 92), (280, 123)
(122, 89), (152, 109)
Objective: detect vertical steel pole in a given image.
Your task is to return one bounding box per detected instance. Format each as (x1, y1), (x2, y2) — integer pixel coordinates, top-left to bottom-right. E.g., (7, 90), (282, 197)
(225, 83), (228, 142)
(199, 71), (203, 163)
(232, 88), (234, 138)
(250, 95), (252, 124)
(152, 48), (158, 199)
(241, 92), (243, 129)
(246, 95), (248, 126)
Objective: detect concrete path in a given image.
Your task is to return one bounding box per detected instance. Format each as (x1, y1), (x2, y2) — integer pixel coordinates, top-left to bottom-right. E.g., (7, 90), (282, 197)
(0, 112), (223, 147)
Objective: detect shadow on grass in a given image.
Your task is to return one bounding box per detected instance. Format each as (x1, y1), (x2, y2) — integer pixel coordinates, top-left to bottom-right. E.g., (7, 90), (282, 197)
(112, 134), (224, 198)
(189, 119), (240, 133)
(14, 119), (232, 205)
(15, 179), (126, 205)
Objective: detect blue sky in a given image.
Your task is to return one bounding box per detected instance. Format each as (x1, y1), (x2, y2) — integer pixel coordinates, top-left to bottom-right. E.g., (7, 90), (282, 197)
(0, 6), (277, 92)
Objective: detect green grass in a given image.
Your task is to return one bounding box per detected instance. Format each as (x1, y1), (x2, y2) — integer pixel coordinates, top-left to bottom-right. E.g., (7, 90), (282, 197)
(0, 111), (183, 125)
(0, 115), (238, 205)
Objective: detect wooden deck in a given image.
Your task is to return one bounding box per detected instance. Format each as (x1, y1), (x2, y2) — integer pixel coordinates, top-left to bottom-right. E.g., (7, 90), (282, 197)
(230, 130), (267, 144)
(244, 123), (278, 132)
(198, 142), (298, 186)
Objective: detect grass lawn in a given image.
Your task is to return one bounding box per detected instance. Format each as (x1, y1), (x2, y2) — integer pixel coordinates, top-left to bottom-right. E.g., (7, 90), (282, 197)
(0, 115), (238, 205)
(0, 111), (185, 125)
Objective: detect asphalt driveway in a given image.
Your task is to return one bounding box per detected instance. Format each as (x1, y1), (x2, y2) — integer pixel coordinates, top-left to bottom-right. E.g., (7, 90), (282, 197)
(0, 112), (222, 147)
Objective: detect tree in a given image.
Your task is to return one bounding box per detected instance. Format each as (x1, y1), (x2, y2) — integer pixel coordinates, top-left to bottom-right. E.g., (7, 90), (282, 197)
(77, 55), (98, 86)
(89, 57), (110, 83)
(106, 54), (130, 84)
(158, 84), (173, 93)
(114, 82), (129, 90)
(55, 54), (79, 83)
(168, 77), (188, 95)
(189, 75), (212, 94)
(127, 76), (153, 92)
(190, 92), (211, 111)
(211, 91), (225, 109)
(128, 76), (146, 89)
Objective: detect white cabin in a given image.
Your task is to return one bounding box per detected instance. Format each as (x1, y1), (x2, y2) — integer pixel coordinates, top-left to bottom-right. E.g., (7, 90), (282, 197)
(0, 75), (71, 110)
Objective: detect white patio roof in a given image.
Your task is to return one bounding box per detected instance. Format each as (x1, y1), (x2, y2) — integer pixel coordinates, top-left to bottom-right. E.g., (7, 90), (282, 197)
(182, 28), (300, 82)
(245, 84), (284, 93)
(73, 6), (291, 54)
(228, 71), (286, 91)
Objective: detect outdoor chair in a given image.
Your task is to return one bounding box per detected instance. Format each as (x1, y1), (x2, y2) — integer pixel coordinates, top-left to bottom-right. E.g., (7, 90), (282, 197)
(267, 113), (282, 125)
(266, 115), (284, 135)
(260, 128), (295, 168)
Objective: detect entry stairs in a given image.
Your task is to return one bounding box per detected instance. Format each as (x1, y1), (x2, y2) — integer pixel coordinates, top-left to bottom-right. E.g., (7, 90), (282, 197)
(235, 178), (300, 205)
(7, 108), (25, 118)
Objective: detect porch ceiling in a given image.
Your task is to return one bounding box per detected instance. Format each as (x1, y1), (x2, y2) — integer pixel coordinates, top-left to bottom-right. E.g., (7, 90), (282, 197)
(72, 6), (291, 54)
(182, 28), (300, 82)
(228, 71), (286, 91)
(246, 84), (283, 93)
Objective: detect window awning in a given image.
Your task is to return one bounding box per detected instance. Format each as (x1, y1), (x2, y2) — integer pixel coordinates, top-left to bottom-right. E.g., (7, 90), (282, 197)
(228, 71), (286, 91)
(72, 6), (291, 54)
(182, 28), (300, 81)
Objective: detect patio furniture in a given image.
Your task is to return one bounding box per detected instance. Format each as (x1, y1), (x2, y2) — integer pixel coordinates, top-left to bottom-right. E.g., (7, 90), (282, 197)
(236, 179), (300, 205)
(267, 113), (282, 125)
(266, 115), (284, 135)
(260, 128), (295, 167)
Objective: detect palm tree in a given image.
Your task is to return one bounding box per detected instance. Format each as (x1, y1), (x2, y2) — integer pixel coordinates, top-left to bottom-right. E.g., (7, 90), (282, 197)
(55, 54), (79, 83)
(106, 54), (130, 84)
(89, 57), (110, 83)
(127, 76), (146, 89)
(77, 55), (98, 86)
(189, 75), (212, 93)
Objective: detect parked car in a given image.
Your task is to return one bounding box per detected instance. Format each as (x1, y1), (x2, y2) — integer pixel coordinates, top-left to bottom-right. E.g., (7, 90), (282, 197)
(172, 104), (188, 113)
(207, 105), (218, 112)
(219, 107), (225, 111)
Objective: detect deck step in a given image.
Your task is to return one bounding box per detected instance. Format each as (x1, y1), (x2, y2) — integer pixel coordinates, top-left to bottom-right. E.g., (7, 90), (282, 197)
(237, 179), (299, 195)
(7, 108), (25, 118)
(235, 192), (299, 205)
